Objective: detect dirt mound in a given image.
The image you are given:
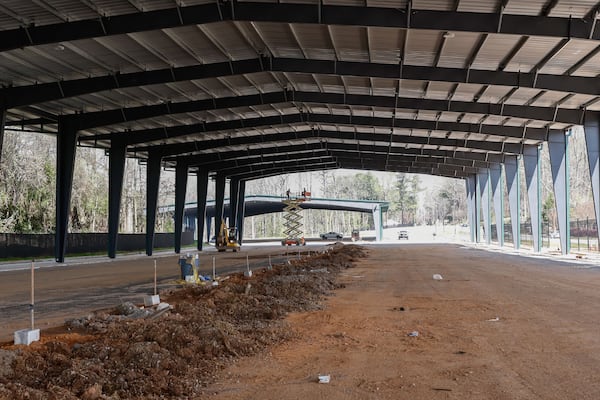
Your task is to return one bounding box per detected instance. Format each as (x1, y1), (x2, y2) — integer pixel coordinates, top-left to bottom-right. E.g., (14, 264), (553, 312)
(0, 245), (367, 400)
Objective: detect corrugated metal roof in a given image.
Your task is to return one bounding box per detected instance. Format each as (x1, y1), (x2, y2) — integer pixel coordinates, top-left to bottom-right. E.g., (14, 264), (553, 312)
(438, 32), (481, 69)
(366, 27), (405, 64)
(413, 0), (455, 11)
(539, 39), (599, 75)
(549, 0), (598, 17)
(455, 0), (498, 13)
(504, 0), (546, 15)
(330, 26), (370, 63)
(3, 0), (600, 179)
(472, 34), (522, 71)
(503, 36), (564, 73)
(405, 29), (441, 66)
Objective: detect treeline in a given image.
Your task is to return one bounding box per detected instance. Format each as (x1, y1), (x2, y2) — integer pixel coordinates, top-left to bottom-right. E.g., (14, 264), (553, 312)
(244, 170), (466, 237)
(0, 131), (176, 234)
(4, 127), (594, 238)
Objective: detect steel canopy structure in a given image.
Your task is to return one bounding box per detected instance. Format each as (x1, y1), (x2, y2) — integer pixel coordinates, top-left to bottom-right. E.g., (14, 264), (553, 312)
(4, 1), (600, 261)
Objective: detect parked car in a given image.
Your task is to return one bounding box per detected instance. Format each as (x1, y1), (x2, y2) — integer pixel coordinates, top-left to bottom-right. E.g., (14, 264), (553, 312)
(282, 237), (306, 246)
(320, 231), (343, 240)
(398, 230), (409, 240)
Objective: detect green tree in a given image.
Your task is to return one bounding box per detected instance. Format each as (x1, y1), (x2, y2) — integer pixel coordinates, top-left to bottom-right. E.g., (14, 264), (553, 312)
(395, 174), (420, 224)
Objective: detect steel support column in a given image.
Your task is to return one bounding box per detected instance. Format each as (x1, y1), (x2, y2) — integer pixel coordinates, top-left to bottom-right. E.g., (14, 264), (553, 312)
(523, 145), (542, 252)
(490, 164), (504, 246)
(548, 129), (570, 255)
(55, 121), (78, 262)
(107, 139), (126, 258)
(0, 108), (5, 162)
(504, 155), (521, 249)
(477, 170), (491, 244)
(206, 217), (212, 244)
(196, 169), (209, 250)
(373, 204), (383, 241)
(174, 162), (188, 254)
(229, 178), (240, 230)
(145, 152), (162, 256)
(474, 173), (482, 242)
(214, 173), (226, 240)
(465, 175), (476, 242)
(584, 112), (600, 249)
(237, 181), (246, 244)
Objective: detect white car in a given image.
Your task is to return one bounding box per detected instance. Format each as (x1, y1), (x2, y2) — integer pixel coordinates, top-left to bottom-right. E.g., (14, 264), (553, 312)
(320, 231), (343, 240)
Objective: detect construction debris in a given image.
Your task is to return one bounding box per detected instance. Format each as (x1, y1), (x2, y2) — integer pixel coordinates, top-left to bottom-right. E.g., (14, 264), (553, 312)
(0, 245), (367, 399)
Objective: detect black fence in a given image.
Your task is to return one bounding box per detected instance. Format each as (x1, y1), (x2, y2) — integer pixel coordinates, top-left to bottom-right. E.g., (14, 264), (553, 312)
(489, 218), (599, 251)
(0, 231), (194, 259)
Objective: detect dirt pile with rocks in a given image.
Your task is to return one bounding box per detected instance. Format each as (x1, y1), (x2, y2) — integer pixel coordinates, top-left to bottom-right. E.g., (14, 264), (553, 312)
(0, 244), (366, 400)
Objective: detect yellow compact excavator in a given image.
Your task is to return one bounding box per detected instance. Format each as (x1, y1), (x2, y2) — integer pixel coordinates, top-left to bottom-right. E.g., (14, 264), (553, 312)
(216, 220), (240, 252)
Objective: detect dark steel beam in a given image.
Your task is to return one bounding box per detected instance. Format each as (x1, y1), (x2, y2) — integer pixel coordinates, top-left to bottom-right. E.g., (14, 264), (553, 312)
(55, 119), (78, 263)
(138, 128), (511, 156)
(186, 149), (488, 172)
(236, 181), (246, 245)
(82, 112), (546, 146)
(333, 156), (478, 174)
(208, 150), (479, 176)
(231, 161), (465, 181)
(7, 56), (600, 109)
(232, 163), (339, 181)
(166, 139), (508, 167)
(71, 91), (292, 130)
(0, 108), (5, 164)
(145, 151), (162, 256)
(1, 3), (598, 53)
(218, 156), (337, 177)
(196, 169), (209, 249)
(174, 162), (188, 254)
(63, 89), (582, 131)
(214, 173), (226, 239)
(172, 143), (326, 164)
(336, 161), (470, 177)
(229, 178), (240, 232)
(173, 141), (499, 173)
(330, 152), (488, 170)
(189, 149), (330, 169)
(107, 138), (126, 259)
(222, 155), (466, 181)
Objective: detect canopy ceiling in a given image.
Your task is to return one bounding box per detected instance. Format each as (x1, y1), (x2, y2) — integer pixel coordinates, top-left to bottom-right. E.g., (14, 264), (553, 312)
(2, 0), (600, 179)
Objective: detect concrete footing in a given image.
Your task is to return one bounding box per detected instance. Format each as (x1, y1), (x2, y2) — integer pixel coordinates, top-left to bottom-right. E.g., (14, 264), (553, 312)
(14, 328), (40, 346)
(144, 295), (160, 307)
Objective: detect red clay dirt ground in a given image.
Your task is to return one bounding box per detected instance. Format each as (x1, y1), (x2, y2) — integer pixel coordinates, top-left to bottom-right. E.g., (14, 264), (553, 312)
(3, 243), (600, 399)
(202, 244), (600, 400)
